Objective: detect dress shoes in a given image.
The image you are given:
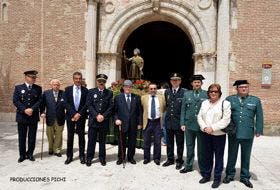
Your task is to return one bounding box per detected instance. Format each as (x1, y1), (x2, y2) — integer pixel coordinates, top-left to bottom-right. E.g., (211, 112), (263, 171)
(223, 176), (234, 184)
(211, 180), (220, 188)
(18, 156), (25, 163)
(143, 159), (150, 164)
(162, 160), (174, 167)
(100, 159), (106, 166)
(240, 179), (253, 188)
(86, 160), (92, 167)
(128, 159), (136, 164)
(116, 160), (123, 165)
(48, 151), (54, 155)
(26, 155), (35, 161)
(64, 157), (73, 165)
(199, 177), (210, 184)
(175, 162), (183, 170)
(179, 167), (193, 174)
(154, 159), (160, 165)
(54, 153), (62, 157)
(80, 157), (86, 164)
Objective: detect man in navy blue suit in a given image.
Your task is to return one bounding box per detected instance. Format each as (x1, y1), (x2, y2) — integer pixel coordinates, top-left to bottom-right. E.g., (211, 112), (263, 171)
(13, 70), (42, 163)
(85, 74), (113, 167)
(114, 80), (143, 165)
(63, 72), (88, 165)
(40, 79), (65, 157)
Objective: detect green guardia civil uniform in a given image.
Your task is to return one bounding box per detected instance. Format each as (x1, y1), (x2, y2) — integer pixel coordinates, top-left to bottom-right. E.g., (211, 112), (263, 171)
(225, 94), (263, 180)
(180, 89), (208, 172)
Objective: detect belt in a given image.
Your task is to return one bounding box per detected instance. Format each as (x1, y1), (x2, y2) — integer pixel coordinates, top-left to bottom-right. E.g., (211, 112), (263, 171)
(148, 118), (160, 122)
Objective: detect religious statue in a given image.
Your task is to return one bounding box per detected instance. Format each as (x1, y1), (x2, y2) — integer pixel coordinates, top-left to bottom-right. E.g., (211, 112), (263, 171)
(123, 48), (144, 80)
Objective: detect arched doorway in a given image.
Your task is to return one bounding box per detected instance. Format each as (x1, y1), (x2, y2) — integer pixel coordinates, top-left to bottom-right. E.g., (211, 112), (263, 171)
(122, 21), (194, 89)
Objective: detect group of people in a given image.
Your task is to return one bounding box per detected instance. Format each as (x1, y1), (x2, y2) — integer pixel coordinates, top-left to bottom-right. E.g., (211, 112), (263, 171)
(13, 70), (263, 189)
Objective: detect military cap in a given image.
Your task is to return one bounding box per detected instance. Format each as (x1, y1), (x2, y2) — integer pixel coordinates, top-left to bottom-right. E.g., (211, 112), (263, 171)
(170, 73), (182, 80)
(24, 70), (38, 78)
(123, 80), (133, 87)
(96, 74), (108, 82)
(233, 80), (249, 86)
(189, 74), (205, 82)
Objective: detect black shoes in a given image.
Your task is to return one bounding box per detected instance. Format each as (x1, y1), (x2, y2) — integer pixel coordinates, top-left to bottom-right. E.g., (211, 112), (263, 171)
(86, 160), (92, 167)
(175, 162), (183, 170)
(18, 156), (25, 163)
(179, 168), (193, 174)
(128, 159), (136, 165)
(48, 151), (54, 155)
(100, 159), (106, 166)
(26, 155), (35, 161)
(211, 180), (220, 188)
(54, 153), (62, 157)
(199, 177), (210, 184)
(223, 176), (234, 184)
(143, 159), (150, 164)
(64, 157), (73, 165)
(154, 159), (160, 165)
(116, 160), (123, 165)
(240, 179), (253, 188)
(80, 157), (86, 164)
(162, 160), (174, 167)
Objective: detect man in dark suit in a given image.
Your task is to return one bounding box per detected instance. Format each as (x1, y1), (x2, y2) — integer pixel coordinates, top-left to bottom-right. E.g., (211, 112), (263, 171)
(86, 74), (113, 167)
(162, 73), (186, 170)
(63, 72), (88, 165)
(40, 79), (65, 157)
(114, 80), (143, 165)
(13, 70), (42, 163)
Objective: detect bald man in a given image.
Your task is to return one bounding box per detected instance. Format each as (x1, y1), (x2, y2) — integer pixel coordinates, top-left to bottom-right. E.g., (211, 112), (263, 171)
(41, 79), (65, 157)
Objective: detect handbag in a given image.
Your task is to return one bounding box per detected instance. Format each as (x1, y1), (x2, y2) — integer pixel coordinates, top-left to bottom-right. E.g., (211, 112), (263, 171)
(221, 100), (236, 135)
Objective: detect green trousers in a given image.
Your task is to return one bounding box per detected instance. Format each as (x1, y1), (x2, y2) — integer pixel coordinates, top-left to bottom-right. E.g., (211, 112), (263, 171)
(185, 129), (206, 174)
(46, 122), (64, 153)
(225, 136), (254, 180)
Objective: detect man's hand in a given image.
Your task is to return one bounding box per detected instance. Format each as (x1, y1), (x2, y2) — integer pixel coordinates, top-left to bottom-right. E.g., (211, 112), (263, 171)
(96, 114), (104, 123)
(256, 133), (261, 137)
(40, 113), (46, 118)
(24, 108), (33, 116)
(204, 127), (213, 134)
(181, 125), (186, 132)
(137, 125), (142, 130)
(115, 119), (122, 126)
(71, 113), (81, 121)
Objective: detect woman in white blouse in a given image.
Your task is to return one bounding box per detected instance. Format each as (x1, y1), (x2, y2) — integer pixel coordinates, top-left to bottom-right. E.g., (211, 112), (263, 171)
(197, 84), (231, 188)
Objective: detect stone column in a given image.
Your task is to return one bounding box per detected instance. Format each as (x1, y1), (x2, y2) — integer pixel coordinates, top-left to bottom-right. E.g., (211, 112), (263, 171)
(85, 0), (98, 88)
(216, 0), (230, 96)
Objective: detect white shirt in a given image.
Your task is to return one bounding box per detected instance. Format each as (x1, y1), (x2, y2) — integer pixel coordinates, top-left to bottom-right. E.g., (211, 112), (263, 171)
(148, 95), (160, 119)
(73, 85), (81, 104)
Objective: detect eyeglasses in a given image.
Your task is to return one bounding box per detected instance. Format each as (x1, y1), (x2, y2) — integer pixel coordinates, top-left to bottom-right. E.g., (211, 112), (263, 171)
(149, 88), (157, 90)
(209, 90), (219, 94)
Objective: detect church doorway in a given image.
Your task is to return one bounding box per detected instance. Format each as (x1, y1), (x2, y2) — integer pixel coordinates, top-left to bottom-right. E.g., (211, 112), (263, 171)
(122, 21), (194, 89)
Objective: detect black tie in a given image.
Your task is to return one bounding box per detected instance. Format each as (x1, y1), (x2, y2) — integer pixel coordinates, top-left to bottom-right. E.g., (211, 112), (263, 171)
(151, 95), (156, 119)
(99, 90), (103, 96)
(28, 85), (32, 90)
(173, 89), (176, 95)
(126, 94), (131, 111)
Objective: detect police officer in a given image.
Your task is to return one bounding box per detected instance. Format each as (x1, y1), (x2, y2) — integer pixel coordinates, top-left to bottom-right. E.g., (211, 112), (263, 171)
(13, 70), (42, 163)
(86, 74), (113, 167)
(180, 74), (208, 174)
(162, 73), (186, 170)
(223, 80), (263, 188)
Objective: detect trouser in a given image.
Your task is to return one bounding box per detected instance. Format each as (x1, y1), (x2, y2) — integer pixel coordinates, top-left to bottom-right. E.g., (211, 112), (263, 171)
(66, 119), (85, 158)
(185, 129), (205, 173)
(166, 128), (184, 163)
(117, 128), (137, 161)
(17, 122), (38, 157)
(225, 136), (254, 180)
(143, 119), (161, 161)
(86, 126), (108, 161)
(201, 133), (226, 181)
(46, 122), (64, 153)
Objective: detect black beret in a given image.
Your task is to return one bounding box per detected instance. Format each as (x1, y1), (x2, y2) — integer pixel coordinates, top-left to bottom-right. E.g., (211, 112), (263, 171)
(233, 80), (249, 86)
(189, 74), (205, 81)
(170, 73), (182, 80)
(96, 74), (108, 81)
(24, 70), (38, 76)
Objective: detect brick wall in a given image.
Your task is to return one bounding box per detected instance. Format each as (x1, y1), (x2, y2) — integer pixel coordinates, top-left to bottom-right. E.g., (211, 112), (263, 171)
(230, 0), (280, 131)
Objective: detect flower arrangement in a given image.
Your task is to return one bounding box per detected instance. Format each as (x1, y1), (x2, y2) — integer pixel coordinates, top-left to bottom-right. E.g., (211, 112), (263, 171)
(110, 79), (150, 97)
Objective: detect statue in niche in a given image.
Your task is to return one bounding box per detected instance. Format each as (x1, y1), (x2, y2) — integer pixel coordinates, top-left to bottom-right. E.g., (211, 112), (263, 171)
(123, 48), (144, 80)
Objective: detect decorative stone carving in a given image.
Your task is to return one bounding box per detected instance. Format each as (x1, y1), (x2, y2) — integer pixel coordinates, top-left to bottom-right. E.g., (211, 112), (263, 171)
(104, 1), (115, 14)
(151, 0), (161, 12)
(193, 51), (216, 71)
(97, 53), (119, 71)
(198, 0), (212, 10)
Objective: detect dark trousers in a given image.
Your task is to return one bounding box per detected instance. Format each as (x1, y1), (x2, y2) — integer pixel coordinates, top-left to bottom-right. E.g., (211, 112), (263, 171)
(143, 119), (161, 161)
(225, 136), (253, 180)
(86, 126), (108, 161)
(166, 128), (184, 163)
(17, 122), (38, 157)
(66, 119), (85, 158)
(185, 129), (205, 172)
(202, 133), (226, 181)
(118, 128), (137, 161)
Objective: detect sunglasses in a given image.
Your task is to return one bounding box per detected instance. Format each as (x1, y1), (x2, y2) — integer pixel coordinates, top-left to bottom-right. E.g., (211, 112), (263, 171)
(209, 90), (219, 94)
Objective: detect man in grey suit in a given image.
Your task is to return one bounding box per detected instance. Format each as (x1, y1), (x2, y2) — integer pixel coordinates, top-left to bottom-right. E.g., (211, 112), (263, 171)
(41, 79), (65, 157)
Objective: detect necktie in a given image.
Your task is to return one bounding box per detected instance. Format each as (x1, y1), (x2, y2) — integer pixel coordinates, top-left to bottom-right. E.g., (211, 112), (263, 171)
(126, 94), (131, 111)
(99, 90), (103, 96)
(173, 89), (176, 95)
(151, 95), (156, 119)
(28, 85), (32, 90)
(74, 86), (80, 111)
(54, 91), (58, 102)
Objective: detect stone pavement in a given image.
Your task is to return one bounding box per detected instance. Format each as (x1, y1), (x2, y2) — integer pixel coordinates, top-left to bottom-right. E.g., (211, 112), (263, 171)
(0, 121), (279, 190)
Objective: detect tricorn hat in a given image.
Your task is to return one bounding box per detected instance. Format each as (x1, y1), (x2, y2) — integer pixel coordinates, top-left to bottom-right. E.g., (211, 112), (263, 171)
(96, 74), (108, 82)
(170, 73), (182, 80)
(189, 74), (205, 82)
(233, 80), (249, 86)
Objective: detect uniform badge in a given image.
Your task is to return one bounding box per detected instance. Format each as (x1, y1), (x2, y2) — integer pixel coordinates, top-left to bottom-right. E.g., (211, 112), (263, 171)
(60, 98), (64, 101)
(21, 90), (25, 94)
(94, 94), (97, 98)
